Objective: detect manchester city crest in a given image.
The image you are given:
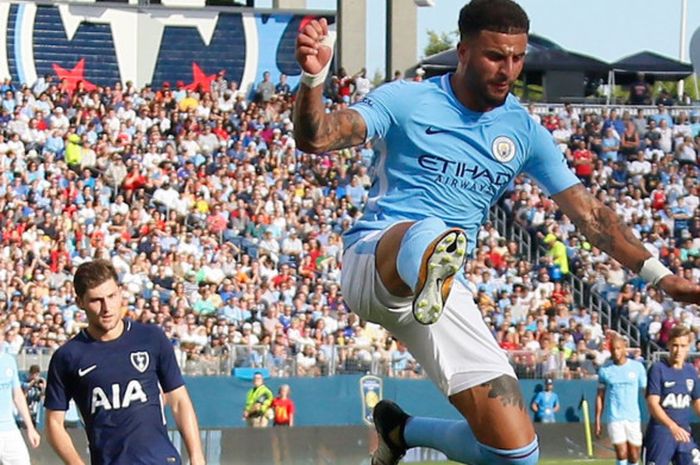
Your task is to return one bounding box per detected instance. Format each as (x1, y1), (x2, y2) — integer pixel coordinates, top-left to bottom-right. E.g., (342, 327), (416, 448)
(491, 136), (516, 163)
(130, 352), (150, 373)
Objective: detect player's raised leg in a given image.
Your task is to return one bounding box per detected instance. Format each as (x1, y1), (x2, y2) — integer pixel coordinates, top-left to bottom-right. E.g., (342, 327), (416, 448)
(371, 222), (536, 465)
(376, 218), (467, 325)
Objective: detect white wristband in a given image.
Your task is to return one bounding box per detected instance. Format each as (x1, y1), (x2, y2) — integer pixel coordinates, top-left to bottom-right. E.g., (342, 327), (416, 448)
(300, 33), (336, 89)
(639, 257), (673, 286)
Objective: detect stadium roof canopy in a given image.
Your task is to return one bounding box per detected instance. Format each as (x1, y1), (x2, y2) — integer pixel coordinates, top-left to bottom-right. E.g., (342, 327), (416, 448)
(419, 34), (610, 78)
(610, 51), (695, 84)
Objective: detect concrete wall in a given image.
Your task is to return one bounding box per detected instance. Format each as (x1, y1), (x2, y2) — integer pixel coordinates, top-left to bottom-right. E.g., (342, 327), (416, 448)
(337, 0), (366, 75)
(386, 0), (417, 79)
(168, 376), (629, 428)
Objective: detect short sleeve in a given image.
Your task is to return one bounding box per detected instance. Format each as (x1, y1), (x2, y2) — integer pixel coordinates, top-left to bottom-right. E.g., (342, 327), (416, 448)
(11, 357), (20, 390)
(691, 369), (700, 400)
(349, 81), (408, 140)
(646, 363), (661, 397)
(156, 327), (185, 393)
(522, 123), (581, 196)
(44, 350), (70, 411)
(597, 366), (607, 389)
(638, 362), (647, 390)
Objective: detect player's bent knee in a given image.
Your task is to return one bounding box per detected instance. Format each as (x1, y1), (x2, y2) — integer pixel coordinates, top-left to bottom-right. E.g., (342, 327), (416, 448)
(477, 437), (539, 465)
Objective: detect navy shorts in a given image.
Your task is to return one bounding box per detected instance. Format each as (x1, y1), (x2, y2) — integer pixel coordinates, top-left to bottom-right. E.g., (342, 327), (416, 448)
(643, 426), (700, 465)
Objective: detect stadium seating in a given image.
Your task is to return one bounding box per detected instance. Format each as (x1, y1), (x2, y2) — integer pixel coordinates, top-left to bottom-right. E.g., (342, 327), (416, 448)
(0, 69), (698, 382)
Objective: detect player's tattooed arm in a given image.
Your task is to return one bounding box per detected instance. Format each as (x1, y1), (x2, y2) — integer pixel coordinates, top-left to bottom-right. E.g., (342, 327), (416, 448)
(293, 85), (367, 153)
(480, 375), (525, 411)
(553, 184), (650, 273)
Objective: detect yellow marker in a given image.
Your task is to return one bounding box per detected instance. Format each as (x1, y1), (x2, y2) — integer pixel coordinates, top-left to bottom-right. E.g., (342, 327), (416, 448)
(581, 399), (593, 458)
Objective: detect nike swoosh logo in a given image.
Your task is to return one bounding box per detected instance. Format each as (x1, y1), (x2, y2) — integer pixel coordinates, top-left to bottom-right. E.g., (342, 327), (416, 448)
(664, 381), (676, 387)
(78, 365), (97, 377)
(425, 126), (449, 135)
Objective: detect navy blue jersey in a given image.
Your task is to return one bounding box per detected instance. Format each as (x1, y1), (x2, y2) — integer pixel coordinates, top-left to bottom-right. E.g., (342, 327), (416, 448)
(647, 360), (700, 429)
(45, 320), (185, 465)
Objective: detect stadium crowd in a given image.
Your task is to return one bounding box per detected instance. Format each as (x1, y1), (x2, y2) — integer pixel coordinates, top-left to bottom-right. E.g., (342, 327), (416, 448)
(0, 69), (698, 381)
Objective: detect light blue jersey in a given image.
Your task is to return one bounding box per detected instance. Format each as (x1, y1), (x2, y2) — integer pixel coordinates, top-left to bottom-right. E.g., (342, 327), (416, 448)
(345, 74), (580, 252)
(532, 391), (559, 423)
(598, 359), (647, 422)
(0, 353), (20, 432)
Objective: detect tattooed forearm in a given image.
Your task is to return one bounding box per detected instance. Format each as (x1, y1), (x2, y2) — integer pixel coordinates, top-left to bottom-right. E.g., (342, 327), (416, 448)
(480, 375), (525, 410)
(553, 184), (650, 273)
(293, 85), (366, 153)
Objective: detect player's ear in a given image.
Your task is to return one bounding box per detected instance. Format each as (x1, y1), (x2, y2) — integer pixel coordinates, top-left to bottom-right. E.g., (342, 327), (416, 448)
(457, 40), (470, 64)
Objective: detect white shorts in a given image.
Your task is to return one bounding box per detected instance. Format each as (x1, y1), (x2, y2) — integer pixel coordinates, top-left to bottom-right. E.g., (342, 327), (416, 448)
(0, 429), (31, 465)
(607, 420), (643, 446)
(341, 228), (515, 396)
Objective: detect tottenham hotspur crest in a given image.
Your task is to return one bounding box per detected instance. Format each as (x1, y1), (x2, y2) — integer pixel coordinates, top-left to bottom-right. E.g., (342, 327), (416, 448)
(687, 379), (694, 392)
(491, 136), (516, 163)
(130, 352), (150, 373)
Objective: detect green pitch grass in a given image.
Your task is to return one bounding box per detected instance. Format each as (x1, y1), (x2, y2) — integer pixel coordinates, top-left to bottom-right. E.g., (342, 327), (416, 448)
(412, 460), (610, 465)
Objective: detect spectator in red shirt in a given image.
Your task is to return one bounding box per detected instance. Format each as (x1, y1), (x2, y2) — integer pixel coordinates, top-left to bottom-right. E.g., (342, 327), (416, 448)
(572, 140), (594, 186)
(651, 185), (666, 210)
(272, 385), (295, 427)
(542, 112), (560, 132)
(337, 68), (354, 103)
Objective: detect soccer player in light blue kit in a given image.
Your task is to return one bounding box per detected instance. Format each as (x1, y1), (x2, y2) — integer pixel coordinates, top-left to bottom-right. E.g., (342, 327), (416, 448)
(0, 335), (41, 465)
(596, 336), (647, 465)
(294, 1), (700, 464)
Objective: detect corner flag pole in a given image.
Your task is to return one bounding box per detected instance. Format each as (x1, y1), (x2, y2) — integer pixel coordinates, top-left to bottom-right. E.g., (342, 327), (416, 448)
(580, 396), (594, 458)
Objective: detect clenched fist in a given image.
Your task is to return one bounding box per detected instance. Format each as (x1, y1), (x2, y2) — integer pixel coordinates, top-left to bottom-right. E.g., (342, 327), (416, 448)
(296, 18), (333, 76)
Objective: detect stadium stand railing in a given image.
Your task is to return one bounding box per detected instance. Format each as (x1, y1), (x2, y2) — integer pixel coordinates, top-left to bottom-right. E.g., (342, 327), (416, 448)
(15, 345), (568, 379)
(489, 205), (662, 358)
(530, 103), (695, 118)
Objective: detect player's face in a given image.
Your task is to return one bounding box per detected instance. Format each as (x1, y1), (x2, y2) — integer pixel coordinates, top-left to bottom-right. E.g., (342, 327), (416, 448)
(668, 335), (690, 367)
(77, 278), (123, 338)
(458, 30), (527, 110)
(611, 340), (627, 364)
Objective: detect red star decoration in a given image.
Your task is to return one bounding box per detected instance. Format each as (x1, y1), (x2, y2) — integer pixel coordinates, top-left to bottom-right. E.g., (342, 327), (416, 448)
(185, 63), (217, 93)
(52, 58), (96, 93)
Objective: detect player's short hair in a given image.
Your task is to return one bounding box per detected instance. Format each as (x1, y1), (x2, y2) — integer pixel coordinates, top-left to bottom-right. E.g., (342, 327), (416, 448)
(73, 259), (119, 299)
(458, 0), (530, 40)
(669, 325), (692, 343)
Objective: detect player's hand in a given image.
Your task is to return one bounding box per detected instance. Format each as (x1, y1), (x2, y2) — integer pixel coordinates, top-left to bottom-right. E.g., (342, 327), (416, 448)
(658, 275), (700, 305)
(190, 452), (206, 465)
(594, 421), (601, 438)
(670, 424), (691, 443)
(295, 18), (332, 75)
(27, 426), (41, 448)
